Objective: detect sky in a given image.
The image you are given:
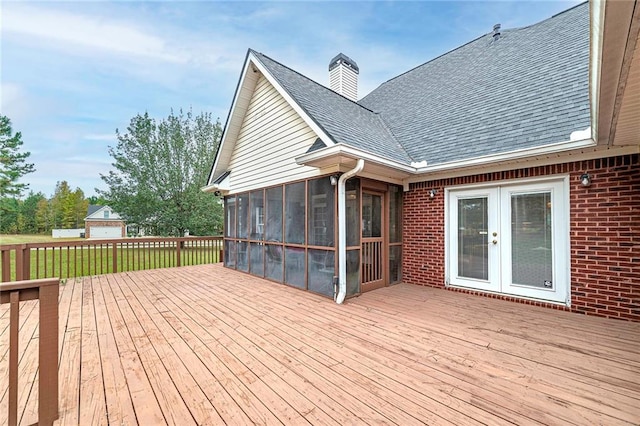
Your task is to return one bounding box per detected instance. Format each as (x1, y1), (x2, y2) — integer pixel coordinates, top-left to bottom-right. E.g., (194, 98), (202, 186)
(1, 0), (581, 198)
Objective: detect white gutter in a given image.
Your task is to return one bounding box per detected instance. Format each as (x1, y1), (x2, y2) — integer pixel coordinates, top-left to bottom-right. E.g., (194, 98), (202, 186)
(335, 159), (365, 304)
(412, 137), (595, 174)
(297, 138), (597, 180)
(589, 0), (606, 142)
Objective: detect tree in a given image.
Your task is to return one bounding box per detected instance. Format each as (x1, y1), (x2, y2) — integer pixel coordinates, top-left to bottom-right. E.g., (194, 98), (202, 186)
(48, 181), (88, 229)
(87, 195), (110, 205)
(35, 198), (54, 233)
(0, 115), (35, 199)
(20, 191), (46, 233)
(100, 109), (223, 236)
(0, 197), (19, 233)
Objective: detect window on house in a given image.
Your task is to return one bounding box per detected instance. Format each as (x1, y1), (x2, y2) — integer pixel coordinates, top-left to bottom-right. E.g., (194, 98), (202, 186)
(104, 210), (110, 219)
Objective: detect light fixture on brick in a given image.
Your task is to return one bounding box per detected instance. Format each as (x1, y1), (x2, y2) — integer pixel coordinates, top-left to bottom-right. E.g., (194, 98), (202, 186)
(429, 189), (438, 198)
(580, 172), (591, 187)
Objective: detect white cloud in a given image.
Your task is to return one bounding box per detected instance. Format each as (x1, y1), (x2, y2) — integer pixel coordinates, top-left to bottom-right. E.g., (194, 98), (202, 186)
(84, 133), (117, 142)
(3, 5), (187, 63)
(0, 83), (27, 120)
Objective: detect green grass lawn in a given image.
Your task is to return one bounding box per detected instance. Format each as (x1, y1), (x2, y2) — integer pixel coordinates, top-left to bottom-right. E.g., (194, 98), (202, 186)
(0, 234), (84, 244)
(1, 239), (221, 281)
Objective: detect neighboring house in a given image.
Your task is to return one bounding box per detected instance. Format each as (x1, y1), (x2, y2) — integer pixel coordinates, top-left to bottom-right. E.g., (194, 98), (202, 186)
(205, 1), (640, 321)
(84, 205), (126, 239)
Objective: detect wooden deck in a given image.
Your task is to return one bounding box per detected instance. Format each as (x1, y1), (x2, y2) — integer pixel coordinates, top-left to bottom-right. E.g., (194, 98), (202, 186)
(1, 264), (639, 425)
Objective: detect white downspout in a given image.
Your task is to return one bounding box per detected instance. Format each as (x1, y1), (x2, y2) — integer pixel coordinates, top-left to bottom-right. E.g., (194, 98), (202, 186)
(335, 159), (365, 304)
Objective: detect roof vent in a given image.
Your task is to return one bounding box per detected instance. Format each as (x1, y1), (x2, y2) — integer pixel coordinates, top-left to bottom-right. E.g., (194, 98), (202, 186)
(329, 53), (359, 101)
(493, 23), (501, 41)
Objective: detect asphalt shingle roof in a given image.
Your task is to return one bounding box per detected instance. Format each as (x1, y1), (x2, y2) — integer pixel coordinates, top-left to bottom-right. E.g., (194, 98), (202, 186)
(359, 2), (590, 165)
(87, 205), (103, 217)
(252, 52), (413, 164)
(251, 1), (590, 167)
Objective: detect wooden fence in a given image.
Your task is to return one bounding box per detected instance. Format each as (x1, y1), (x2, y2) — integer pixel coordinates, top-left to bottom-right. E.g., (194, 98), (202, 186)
(0, 236), (223, 282)
(1, 278), (59, 426)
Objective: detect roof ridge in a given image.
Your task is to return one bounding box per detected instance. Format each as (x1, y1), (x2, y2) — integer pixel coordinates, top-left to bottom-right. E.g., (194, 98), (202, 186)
(363, 1), (588, 97)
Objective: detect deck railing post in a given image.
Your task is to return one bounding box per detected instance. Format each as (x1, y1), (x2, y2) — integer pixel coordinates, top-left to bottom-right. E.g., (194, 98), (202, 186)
(21, 245), (31, 281)
(1, 278), (59, 426)
(176, 239), (182, 267)
(15, 247), (24, 281)
(112, 243), (118, 274)
(39, 282), (59, 425)
(1, 249), (11, 282)
(8, 291), (19, 426)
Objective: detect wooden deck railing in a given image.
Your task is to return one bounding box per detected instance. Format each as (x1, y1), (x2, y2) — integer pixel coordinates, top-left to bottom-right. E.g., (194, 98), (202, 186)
(1, 278), (59, 426)
(0, 236), (223, 282)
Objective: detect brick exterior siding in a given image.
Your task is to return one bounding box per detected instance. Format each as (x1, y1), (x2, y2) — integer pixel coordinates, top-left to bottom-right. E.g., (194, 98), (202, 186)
(402, 154), (640, 321)
(84, 221), (126, 239)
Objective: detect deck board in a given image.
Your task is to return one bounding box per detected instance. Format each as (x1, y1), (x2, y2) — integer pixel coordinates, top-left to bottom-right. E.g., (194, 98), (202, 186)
(1, 263), (639, 425)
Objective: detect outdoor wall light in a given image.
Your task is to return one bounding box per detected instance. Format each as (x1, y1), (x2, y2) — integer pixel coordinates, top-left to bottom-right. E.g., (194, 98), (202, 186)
(330, 175), (339, 186)
(429, 189), (438, 198)
(580, 173), (592, 187)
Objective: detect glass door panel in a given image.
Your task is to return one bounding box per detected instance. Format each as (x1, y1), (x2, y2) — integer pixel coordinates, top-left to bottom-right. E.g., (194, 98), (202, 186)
(448, 188), (499, 292)
(458, 197), (489, 281)
(501, 181), (568, 303)
(510, 192), (553, 288)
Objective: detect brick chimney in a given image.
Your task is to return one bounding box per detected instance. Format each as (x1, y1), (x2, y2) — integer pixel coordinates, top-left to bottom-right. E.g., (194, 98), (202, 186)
(329, 53), (359, 101)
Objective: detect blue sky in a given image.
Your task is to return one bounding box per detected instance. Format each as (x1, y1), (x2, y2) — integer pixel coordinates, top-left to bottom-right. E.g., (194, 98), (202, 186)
(1, 0), (580, 198)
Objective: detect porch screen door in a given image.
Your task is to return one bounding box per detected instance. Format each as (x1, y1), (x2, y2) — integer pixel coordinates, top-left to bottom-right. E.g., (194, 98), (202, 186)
(362, 191), (385, 291)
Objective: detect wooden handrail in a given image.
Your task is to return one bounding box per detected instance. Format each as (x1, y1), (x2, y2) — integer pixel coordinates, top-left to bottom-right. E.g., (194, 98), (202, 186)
(0, 236), (224, 282)
(1, 278), (59, 426)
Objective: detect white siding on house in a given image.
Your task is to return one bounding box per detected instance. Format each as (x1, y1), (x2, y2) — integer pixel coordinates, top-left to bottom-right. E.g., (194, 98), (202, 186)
(227, 75), (321, 194)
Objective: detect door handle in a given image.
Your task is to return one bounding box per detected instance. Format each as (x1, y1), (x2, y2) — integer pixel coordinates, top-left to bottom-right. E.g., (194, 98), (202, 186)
(492, 239), (498, 245)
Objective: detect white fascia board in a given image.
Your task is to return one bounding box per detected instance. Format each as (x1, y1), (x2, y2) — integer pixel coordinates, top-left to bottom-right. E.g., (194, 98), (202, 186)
(295, 143), (415, 173)
(207, 53), (257, 186)
(249, 52), (335, 148)
(202, 173), (231, 194)
(297, 138), (599, 180)
(590, 0), (606, 143)
(411, 138), (597, 175)
(201, 184), (217, 193)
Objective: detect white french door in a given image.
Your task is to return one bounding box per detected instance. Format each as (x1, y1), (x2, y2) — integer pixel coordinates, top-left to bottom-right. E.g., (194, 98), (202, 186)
(448, 179), (569, 304)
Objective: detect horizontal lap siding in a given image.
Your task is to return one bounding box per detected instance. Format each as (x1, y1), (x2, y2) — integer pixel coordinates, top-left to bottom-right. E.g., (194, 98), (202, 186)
(228, 75), (320, 194)
(403, 154), (640, 321)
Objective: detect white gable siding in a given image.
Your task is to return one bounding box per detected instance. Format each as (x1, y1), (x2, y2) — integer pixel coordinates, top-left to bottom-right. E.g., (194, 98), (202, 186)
(227, 75), (321, 194)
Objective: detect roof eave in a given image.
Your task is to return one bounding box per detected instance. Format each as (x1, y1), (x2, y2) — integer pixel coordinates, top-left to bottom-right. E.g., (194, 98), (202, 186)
(207, 50), (338, 187)
(295, 144), (416, 174)
(412, 137), (597, 175)
(592, 0), (640, 147)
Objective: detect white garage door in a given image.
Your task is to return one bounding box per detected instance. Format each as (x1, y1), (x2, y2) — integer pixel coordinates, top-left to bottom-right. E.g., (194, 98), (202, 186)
(90, 226), (122, 239)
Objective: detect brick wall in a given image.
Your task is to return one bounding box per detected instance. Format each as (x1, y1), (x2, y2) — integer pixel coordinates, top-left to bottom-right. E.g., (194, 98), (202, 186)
(85, 221), (126, 238)
(402, 154), (640, 321)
